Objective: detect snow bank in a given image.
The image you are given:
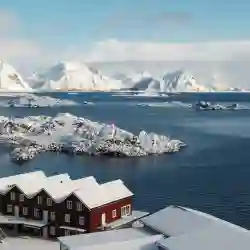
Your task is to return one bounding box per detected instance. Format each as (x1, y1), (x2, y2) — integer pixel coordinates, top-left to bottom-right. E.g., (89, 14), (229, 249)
(0, 113), (186, 163)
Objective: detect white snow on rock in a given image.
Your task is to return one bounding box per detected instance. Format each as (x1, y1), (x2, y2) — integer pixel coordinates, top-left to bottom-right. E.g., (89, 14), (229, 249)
(0, 113), (186, 163)
(30, 61), (124, 91)
(115, 72), (154, 90)
(161, 70), (206, 92)
(0, 61), (32, 91)
(117, 70), (219, 93)
(0, 93), (78, 107)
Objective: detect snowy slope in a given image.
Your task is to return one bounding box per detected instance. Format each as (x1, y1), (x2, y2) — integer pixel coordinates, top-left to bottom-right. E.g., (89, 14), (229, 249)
(114, 72), (154, 90)
(161, 70), (210, 92)
(0, 61), (31, 91)
(115, 70), (209, 93)
(30, 61), (124, 91)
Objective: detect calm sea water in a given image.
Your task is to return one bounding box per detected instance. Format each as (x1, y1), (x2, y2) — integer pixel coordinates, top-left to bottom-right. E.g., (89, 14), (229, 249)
(1, 92), (250, 229)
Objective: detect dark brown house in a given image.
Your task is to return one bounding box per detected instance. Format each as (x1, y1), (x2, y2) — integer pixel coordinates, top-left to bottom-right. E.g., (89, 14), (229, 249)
(0, 171), (133, 238)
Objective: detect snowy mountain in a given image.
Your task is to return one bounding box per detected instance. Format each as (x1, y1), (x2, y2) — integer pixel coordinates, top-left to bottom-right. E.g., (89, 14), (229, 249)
(0, 61), (31, 91)
(161, 70), (210, 92)
(116, 70), (212, 93)
(30, 61), (124, 91)
(114, 71), (154, 90)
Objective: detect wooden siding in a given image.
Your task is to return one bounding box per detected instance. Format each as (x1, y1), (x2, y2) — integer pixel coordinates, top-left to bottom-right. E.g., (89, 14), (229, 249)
(89, 196), (133, 232)
(0, 185), (133, 236)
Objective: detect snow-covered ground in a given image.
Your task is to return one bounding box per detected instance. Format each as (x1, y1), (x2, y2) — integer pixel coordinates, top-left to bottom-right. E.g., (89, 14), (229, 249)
(1, 237), (59, 250)
(0, 113), (186, 163)
(0, 94), (78, 107)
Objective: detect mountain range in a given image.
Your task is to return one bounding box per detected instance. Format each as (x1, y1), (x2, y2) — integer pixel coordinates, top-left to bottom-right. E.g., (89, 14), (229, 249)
(0, 60), (247, 92)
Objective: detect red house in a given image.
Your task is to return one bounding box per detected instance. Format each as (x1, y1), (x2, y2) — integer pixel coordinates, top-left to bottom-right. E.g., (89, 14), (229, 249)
(0, 171), (133, 238)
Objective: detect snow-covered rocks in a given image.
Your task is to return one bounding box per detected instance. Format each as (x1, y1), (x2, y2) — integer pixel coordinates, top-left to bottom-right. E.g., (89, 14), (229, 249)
(29, 61), (124, 91)
(0, 94), (78, 107)
(0, 113), (186, 163)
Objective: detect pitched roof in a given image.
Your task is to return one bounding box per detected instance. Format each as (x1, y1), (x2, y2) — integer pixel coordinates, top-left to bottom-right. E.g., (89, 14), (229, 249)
(0, 171), (133, 209)
(0, 171), (46, 193)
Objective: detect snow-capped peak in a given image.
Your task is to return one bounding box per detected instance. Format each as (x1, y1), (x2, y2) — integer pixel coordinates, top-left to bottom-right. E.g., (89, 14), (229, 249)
(0, 61), (31, 91)
(30, 61), (124, 91)
(162, 70), (208, 92)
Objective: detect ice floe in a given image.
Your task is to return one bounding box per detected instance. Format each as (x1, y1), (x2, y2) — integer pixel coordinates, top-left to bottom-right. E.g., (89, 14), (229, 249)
(0, 113), (186, 163)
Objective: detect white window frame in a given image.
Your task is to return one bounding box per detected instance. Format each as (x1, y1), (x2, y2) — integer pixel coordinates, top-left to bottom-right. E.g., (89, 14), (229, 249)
(64, 229), (70, 236)
(76, 202), (82, 211)
(22, 207), (28, 216)
(50, 226), (56, 236)
(19, 194), (24, 202)
(66, 200), (72, 209)
(37, 196), (42, 205)
(10, 192), (15, 201)
(34, 208), (40, 218)
(7, 204), (12, 213)
(47, 198), (52, 206)
(50, 211), (56, 221)
(121, 205), (131, 217)
(65, 214), (70, 223)
(79, 216), (85, 225)
(112, 209), (117, 218)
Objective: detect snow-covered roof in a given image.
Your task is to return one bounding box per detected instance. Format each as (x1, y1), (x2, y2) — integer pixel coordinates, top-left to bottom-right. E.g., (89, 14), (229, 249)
(74, 235), (162, 250)
(58, 228), (153, 249)
(0, 171), (133, 209)
(0, 171), (46, 193)
(140, 205), (214, 237)
(1, 237), (60, 250)
(156, 222), (250, 250)
(140, 205), (248, 237)
(47, 173), (71, 182)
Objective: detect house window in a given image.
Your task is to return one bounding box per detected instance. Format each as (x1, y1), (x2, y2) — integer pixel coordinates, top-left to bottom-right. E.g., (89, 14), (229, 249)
(34, 208), (40, 218)
(10, 192), (15, 201)
(37, 196), (42, 205)
(64, 229), (70, 236)
(67, 201), (72, 209)
(50, 226), (56, 236)
(22, 207), (28, 216)
(19, 194), (24, 202)
(79, 216), (85, 225)
(6, 204), (12, 213)
(76, 202), (82, 211)
(47, 198), (52, 206)
(121, 205), (131, 217)
(65, 214), (70, 223)
(50, 211), (56, 221)
(112, 209), (117, 218)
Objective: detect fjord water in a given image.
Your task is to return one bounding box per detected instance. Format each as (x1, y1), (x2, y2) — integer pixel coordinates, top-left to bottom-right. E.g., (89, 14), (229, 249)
(1, 92), (250, 229)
